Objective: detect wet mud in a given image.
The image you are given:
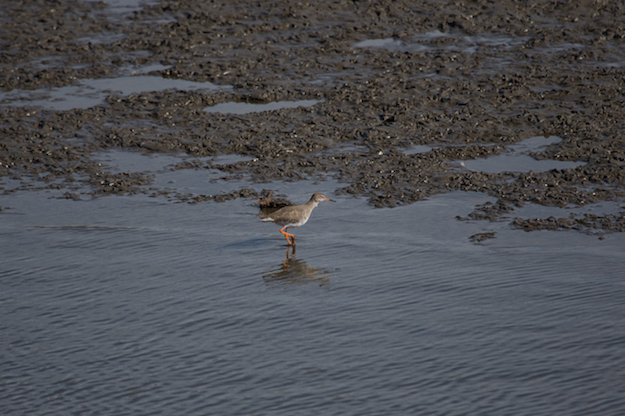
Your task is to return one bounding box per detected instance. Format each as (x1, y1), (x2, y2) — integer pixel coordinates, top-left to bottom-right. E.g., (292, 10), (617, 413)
(2, 0), (625, 235)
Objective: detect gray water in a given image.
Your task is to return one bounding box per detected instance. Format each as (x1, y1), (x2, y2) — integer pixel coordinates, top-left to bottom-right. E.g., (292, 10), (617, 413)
(0, 75), (228, 111)
(461, 136), (585, 173)
(2, 167), (624, 415)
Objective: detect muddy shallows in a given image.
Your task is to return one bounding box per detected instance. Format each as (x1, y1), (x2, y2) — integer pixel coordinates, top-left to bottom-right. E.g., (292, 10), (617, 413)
(2, 0), (625, 236)
(2, 2), (625, 416)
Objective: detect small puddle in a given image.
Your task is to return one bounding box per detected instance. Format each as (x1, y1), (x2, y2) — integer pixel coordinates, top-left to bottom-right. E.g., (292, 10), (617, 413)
(75, 32), (126, 45)
(1, 75), (230, 111)
(354, 38), (406, 50)
(127, 63), (173, 75)
(403, 145), (433, 155)
(354, 32), (527, 54)
(461, 34), (522, 48)
(94, 149), (182, 174)
(210, 154), (257, 165)
(413, 30), (448, 40)
(95, 150), (254, 173)
(93, 149), (260, 196)
(317, 144), (366, 157)
(83, 0), (161, 20)
(354, 37), (430, 52)
(204, 99), (322, 115)
(461, 136), (584, 173)
(151, 169), (248, 195)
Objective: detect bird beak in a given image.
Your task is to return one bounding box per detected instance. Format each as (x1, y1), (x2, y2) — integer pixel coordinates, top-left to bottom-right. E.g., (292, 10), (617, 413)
(324, 197), (336, 202)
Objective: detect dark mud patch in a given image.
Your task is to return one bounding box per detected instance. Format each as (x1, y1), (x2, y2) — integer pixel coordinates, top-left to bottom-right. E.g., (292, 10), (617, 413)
(469, 231), (497, 243)
(2, 0), (625, 237)
(513, 212), (625, 235)
(88, 171), (153, 196)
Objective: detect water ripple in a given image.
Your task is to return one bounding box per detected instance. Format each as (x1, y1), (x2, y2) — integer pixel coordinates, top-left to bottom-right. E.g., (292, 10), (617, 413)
(2, 192), (624, 415)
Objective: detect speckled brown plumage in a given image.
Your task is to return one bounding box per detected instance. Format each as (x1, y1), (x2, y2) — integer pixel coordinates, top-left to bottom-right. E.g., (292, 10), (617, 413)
(260, 192), (334, 245)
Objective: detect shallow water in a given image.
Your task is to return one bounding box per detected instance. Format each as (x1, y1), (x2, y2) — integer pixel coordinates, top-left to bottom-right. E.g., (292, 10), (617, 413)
(0, 75), (228, 111)
(2, 168), (624, 415)
(462, 136), (584, 173)
(403, 144), (434, 155)
(83, 0), (160, 20)
(355, 32), (528, 54)
(3, 1), (625, 413)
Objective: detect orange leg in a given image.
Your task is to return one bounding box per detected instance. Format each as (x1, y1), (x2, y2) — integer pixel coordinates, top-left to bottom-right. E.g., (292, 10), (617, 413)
(280, 226), (296, 245)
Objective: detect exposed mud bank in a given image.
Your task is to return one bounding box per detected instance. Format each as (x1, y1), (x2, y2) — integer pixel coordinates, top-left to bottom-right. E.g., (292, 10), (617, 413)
(2, 0), (625, 234)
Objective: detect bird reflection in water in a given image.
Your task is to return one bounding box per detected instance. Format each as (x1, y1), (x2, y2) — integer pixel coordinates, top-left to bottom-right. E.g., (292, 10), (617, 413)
(262, 246), (331, 288)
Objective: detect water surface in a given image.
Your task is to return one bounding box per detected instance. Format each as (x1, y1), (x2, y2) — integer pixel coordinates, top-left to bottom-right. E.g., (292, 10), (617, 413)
(462, 136), (584, 173)
(1, 76), (229, 111)
(2, 176), (624, 416)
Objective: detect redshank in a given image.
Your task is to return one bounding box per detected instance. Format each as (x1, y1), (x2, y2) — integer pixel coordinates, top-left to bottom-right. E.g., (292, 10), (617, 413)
(260, 192), (334, 245)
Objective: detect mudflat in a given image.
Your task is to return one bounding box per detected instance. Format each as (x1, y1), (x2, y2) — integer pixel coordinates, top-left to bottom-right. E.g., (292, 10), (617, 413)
(2, 0), (624, 235)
